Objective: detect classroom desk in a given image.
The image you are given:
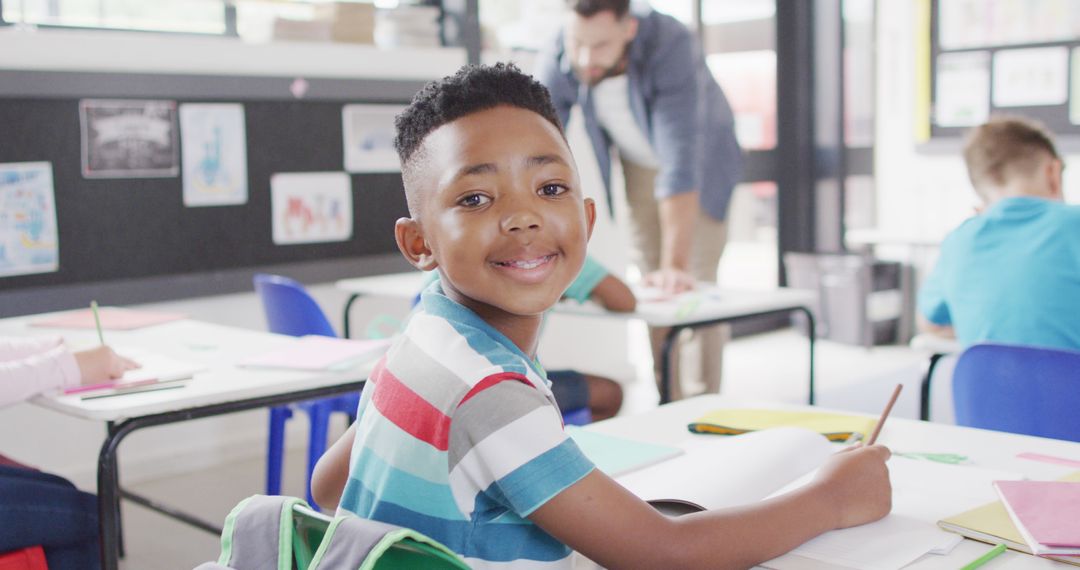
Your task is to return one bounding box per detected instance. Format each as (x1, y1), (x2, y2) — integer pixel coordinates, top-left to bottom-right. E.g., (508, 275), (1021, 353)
(0, 316), (373, 570)
(336, 272), (818, 405)
(587, 394), (1080, 569)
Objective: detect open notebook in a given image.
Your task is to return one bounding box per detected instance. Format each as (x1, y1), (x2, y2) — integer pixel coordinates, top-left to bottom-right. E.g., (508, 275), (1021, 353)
(607, 428), (965, 570)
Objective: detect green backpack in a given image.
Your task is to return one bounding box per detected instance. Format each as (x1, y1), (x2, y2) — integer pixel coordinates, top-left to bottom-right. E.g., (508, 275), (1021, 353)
(197, 495), (470, 570)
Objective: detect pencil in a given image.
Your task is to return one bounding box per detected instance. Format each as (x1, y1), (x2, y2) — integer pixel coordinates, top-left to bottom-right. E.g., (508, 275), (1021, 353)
(959, 543), (1005, 570)
(865, 383), (903, 446)
(90, 300), (105, 346)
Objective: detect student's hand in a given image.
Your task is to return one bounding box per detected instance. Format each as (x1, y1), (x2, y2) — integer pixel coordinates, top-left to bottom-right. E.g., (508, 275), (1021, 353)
(643, 267), (696, 296)
(812, 444), (892, 529)
(74, 346), (140, 384)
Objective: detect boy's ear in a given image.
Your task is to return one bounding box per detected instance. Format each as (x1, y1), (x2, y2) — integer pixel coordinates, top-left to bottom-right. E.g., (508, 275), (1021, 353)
(583, 197), (597, 242)
(1047, 157), (1064, 200)
(394, 218), (439, 271)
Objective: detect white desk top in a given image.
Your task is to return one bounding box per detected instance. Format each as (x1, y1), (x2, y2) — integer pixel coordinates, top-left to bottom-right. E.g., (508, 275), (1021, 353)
(336, 272), (817, 328)
(0, 315), (372, 422)
(588, 395), (1080, 569)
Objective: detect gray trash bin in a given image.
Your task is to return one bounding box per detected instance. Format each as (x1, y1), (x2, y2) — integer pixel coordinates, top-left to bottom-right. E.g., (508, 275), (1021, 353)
(783, 252), (913, 347)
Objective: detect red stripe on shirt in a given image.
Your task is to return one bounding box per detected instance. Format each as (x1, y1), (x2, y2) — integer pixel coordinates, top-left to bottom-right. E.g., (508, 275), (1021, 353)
(458, 372), (535, 407)
(370, 364), (452, 451)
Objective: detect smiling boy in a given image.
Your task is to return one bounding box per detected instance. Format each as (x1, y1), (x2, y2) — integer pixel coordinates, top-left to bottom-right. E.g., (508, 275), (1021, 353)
(312, 63), (892, 569)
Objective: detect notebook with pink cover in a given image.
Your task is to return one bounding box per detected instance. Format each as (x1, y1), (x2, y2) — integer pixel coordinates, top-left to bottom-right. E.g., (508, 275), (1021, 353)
(994, 480), (1080, 556)
(31, 307), (186, 330)
(239, 335), (391, 371)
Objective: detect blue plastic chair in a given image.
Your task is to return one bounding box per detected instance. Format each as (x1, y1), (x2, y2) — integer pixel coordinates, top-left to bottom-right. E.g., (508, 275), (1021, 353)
(952, 342), (1080, 442)
(253, 273), (361, 509)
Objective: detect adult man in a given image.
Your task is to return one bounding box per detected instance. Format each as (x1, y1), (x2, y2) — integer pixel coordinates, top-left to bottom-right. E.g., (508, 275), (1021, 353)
(535, 0), (743, 399)
(919, 116), (1080, 350)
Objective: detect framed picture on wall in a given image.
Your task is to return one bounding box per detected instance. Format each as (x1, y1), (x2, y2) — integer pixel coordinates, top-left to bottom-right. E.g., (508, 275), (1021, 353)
(80, 99), (180, 178)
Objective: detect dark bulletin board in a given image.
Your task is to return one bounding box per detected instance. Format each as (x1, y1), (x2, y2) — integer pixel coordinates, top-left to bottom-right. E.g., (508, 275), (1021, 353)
(929, 0), (1080, 140)
(0, 94), (411, 293)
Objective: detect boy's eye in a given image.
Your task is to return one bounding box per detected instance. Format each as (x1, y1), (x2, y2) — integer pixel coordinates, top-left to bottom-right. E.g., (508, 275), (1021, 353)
(458, 193), (490, 208)
(539, 184), (569, 197)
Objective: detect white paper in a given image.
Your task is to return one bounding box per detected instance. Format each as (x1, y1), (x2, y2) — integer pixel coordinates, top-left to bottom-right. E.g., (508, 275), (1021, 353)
(270, 172), (353, 245)
(939, 0), (1080, 50)
(342, 104), (403, 173)
(767, 515), (953, 570)
(79, 99), (179, 178)
(615, 428), (835, 510)
(114, 347), (206, 384)
(180, 103), (248, 207)
(935, 51), (990, 127)
(993, 47), (1069, 107)
(0, 162), (59, 277)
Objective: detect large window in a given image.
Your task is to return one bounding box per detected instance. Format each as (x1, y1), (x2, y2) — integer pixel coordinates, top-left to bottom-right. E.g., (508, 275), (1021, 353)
(2, 0), (229, 34)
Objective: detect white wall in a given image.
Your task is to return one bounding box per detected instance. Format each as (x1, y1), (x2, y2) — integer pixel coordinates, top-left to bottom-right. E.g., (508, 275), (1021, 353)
(875, 2), (1080, 257)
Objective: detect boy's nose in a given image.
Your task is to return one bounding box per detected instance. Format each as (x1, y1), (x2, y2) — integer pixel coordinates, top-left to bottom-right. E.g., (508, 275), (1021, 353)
(501, 205), (542, 234)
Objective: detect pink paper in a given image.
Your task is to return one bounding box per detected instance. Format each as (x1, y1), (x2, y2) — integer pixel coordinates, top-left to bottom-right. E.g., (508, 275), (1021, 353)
(30, 307), (186, 330)
(995, 480), (1080, 547)
(240, 335), (390, 371)
(1017, 452), (1080, 469)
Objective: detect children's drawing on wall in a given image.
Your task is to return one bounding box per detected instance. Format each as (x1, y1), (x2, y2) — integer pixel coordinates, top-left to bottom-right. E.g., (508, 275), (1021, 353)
(271, 172), (353, 245)
(79, 99), (179, 178)
(180, 103), (248, 207)
(0, 162), (59, 277)
(342, 104), (404, 173)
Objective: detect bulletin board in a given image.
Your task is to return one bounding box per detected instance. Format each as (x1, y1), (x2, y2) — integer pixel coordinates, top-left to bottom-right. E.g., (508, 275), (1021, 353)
(0, 70), (419, 295)
(927, 0), (1080, 140)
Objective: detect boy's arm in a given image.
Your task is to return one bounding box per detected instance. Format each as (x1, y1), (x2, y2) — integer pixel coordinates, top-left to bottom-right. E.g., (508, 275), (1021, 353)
(311, 423), (356, 511)
(589, 274), (637, 313)
(529, 444), (891, 569)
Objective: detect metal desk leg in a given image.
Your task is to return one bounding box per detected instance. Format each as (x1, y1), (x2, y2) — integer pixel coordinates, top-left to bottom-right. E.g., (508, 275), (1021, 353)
(919, 352), (946, 421)
(658, 327), (681, 405)
(98, 422), (125, 570)
(797, 307), (816, 406)
(343, 293), (360, 339)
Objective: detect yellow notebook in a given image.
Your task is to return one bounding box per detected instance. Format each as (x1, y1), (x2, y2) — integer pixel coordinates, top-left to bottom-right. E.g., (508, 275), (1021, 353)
(688, 409), (877, 442)
(938, 471), (1080, 567)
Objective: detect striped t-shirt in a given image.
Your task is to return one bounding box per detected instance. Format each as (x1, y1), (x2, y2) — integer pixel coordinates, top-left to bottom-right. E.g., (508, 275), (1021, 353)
(338, 284), (595, 569)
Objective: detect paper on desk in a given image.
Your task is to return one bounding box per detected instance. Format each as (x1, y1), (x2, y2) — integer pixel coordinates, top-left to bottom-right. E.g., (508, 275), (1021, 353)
(762, 456), (1023, 570)
(616, 428), (835, 510)
(31, 307), (186, 330)
(113, 347), (205, 383)
(762, 516), (957, 570)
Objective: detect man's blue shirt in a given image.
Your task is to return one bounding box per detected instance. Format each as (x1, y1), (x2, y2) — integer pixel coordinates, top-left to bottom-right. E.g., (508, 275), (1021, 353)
(918, 196), (1080, 349)
(535, 8), (743, 222)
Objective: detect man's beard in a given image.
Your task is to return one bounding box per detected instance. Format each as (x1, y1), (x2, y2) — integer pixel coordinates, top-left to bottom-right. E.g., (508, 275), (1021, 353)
(578, 43), (631, 86)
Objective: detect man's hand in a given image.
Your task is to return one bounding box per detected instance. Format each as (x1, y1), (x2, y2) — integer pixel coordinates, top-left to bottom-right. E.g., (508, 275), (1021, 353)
(643, 267), (696, 295)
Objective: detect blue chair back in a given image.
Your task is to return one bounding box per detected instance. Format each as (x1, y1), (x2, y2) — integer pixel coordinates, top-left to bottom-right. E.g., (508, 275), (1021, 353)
(254, 273), (337, 338)
(953, 342), (1080, 442)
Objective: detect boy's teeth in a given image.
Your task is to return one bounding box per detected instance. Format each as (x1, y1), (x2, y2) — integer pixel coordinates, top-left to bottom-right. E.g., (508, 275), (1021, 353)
(501, 255), (550, 269)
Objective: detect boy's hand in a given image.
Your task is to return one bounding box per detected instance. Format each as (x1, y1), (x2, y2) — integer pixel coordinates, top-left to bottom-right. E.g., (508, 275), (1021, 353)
(74, 346), (140, 384)
(812, 444), (892, 529)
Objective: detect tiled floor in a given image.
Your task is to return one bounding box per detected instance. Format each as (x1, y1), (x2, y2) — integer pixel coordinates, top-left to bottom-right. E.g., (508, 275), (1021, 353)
(117, 330), (932, 569)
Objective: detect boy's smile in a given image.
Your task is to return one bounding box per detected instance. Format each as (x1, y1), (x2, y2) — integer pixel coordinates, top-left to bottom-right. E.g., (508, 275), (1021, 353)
(396, 105), (596, 352)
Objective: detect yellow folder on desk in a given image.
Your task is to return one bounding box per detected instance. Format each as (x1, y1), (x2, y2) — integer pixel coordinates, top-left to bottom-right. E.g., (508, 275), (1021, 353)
(688, 409), (877, 442)
(938, 471), (1080, 567)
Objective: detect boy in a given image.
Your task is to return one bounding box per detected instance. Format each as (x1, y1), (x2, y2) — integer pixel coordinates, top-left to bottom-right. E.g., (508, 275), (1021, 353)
(919, 116), (1080, 349)
(312, 63), (891, 569)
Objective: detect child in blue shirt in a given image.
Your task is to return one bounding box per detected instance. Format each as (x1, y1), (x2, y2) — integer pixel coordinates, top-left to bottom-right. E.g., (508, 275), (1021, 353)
(919, 116), (1080, 349)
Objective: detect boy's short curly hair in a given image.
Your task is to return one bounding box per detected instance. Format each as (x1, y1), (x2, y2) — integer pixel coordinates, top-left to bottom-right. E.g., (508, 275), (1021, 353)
(394, 62), (564, 168)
